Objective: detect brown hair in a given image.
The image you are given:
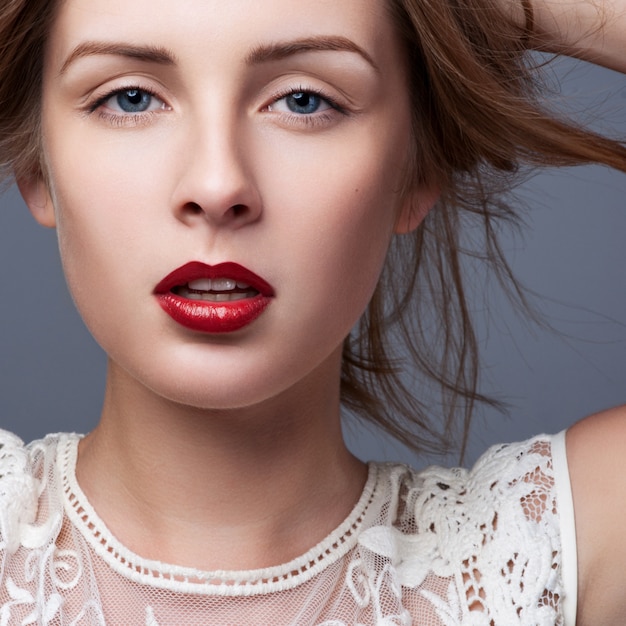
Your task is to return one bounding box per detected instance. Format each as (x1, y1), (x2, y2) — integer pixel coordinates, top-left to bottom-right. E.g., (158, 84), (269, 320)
(1, 0), (625, 458)
(342, 0), (626, 459)
(0, 0), (57, 185)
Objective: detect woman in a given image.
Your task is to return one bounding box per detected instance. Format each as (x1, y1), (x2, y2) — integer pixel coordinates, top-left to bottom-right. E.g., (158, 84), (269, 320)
(0, 0), (625, 623)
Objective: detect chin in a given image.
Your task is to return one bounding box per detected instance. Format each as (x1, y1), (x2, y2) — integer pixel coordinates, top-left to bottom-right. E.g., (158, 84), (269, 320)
(141, 369), (291, 413)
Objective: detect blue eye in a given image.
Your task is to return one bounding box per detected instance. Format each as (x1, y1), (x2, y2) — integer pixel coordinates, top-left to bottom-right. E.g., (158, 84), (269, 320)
(269, 90), (334, 116)
(114, 89), (154, 113)
(285, 92), (324, 115)
(93, 87), (167, 116)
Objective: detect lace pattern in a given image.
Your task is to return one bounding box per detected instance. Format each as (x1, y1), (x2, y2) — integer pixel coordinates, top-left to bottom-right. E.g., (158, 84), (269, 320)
(0, 431), (569, 625)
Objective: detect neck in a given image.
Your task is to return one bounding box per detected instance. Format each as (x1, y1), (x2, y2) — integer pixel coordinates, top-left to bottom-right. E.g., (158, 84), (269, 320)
(77, 357), (367, 571)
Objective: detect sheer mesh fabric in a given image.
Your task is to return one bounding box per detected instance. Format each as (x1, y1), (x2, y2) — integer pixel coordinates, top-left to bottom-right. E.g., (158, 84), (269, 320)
(0, 430), (566, 625)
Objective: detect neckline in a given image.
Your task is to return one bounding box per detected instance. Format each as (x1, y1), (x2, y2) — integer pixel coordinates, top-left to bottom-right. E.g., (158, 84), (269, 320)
(58, 433), (381, 596)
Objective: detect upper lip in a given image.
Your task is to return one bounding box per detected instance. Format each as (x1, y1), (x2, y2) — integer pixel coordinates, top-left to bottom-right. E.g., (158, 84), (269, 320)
(155, 261), (274, 296)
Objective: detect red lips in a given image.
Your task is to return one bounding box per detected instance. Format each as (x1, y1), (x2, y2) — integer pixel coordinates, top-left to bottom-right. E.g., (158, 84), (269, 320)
(155, 262), (274, 333)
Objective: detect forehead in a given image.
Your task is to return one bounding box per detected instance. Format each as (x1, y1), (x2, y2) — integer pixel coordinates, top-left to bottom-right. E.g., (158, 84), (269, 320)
(46, 0), (401, 72)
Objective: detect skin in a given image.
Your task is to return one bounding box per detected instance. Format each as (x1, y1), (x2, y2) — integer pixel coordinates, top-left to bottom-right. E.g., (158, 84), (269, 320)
(566, 408), (626, 624)
(19, 0), (436, 570)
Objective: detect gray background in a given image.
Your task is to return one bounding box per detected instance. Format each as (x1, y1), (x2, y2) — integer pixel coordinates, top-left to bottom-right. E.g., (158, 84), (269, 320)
(2, 57), (625, 468)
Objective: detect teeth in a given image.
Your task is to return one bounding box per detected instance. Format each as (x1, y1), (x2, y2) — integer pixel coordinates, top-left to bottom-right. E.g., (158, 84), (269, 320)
(187, 278), (213, 291)
(177, 276), (257, 302)
(184, 291), (253, 302)
(187, 278), (246, 291)
(211, 278), (237, 291)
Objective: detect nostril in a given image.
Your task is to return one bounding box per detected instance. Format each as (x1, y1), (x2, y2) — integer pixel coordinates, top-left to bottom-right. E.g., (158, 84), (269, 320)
(178, 201), (254, 223)
(231, 204), (247, 218)
(186, 202), (204, 215)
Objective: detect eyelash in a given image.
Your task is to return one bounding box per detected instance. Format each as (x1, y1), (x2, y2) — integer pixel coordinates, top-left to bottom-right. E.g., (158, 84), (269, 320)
(86, 84), (165, 127)
(265, 85), (348, 128)
(85, 83), (348, 128)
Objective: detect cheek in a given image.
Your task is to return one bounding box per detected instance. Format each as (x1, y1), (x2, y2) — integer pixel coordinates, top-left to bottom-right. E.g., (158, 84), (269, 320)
(44, 156), (155, 344)
(44, 122), (167, 267)
(261, 124), (408, 272)
(258, 134), (406, 334)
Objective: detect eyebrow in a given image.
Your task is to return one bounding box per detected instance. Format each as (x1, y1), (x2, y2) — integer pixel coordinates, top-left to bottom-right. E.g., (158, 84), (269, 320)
(59, 42), (176, 75)
(58, 35), (379, 76)
(246, 36), (380, 73)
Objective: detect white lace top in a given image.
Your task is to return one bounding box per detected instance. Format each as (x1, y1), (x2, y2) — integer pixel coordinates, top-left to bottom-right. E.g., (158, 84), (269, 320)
(0, 430), (576, 625)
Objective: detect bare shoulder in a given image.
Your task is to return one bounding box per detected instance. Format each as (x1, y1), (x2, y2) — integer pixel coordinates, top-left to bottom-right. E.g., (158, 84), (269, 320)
(566, 405), (626, 625)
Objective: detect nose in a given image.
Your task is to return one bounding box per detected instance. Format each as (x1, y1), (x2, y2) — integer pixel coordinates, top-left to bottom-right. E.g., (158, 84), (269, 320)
(171, 121), (262, 228)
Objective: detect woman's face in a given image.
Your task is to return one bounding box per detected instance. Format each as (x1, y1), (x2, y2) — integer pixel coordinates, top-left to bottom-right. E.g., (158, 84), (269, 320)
(25, 0), (430, 409)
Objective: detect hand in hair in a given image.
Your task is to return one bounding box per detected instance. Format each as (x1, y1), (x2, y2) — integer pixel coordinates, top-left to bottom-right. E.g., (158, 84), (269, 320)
(511, 0), (626, 71)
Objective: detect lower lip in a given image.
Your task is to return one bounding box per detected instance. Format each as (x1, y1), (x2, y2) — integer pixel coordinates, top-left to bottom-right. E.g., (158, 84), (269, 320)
(156, 293), (271, 333)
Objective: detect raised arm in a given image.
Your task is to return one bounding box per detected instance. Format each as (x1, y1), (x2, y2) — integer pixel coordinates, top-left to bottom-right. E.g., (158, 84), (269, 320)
(526, 0), (626, 72)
